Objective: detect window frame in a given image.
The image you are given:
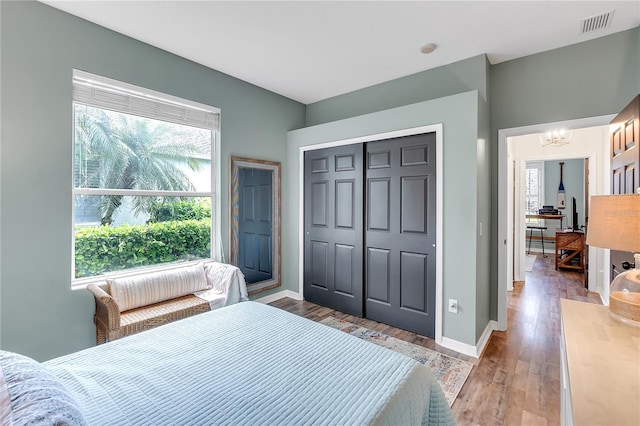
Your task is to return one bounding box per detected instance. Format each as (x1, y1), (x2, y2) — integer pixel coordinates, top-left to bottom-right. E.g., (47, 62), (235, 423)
(525, 161), (545, 225)
(71, 70), (220, 289)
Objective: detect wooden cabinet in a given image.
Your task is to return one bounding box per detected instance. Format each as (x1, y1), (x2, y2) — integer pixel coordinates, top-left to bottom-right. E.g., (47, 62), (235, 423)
(560, 300), (640, 425)
(555, 230), (585, 273)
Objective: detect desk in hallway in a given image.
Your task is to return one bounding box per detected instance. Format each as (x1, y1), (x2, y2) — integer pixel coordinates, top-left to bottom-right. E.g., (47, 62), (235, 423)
(526, 213), (565, 229)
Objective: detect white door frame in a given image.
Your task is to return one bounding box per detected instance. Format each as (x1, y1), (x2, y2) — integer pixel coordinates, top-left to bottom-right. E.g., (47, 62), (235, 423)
(298, 124), (444, 344)
(497, 115), (614, 330)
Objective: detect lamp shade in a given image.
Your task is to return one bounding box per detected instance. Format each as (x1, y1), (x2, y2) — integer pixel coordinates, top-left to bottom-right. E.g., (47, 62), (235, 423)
(587, 194), (640, 327)
(586, 194), (640, 252)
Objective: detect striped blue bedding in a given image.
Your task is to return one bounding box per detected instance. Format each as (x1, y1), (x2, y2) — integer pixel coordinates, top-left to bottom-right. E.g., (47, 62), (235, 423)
(45, 301), (454, 425)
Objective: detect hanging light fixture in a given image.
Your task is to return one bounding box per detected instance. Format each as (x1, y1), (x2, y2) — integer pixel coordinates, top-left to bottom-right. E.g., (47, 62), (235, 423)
(540, 129), (572, 147)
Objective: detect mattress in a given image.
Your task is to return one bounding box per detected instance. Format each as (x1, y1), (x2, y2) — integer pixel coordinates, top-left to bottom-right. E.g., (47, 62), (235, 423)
(45, 301), (454, 425)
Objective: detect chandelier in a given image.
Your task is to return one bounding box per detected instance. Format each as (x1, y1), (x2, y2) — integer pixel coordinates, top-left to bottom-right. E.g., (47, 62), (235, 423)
(540, 129), (572, 147)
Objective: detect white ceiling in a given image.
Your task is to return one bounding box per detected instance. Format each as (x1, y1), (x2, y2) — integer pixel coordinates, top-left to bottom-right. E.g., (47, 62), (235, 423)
(42, 1), (640, 104)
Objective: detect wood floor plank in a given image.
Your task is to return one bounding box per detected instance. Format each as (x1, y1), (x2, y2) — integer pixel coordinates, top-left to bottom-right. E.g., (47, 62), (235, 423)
(521, 409), (548, 426)
(268, 254), (600, 425)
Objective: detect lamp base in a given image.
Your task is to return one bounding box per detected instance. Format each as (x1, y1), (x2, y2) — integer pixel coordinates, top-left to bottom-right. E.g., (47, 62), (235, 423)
(609, 291), (640, 327)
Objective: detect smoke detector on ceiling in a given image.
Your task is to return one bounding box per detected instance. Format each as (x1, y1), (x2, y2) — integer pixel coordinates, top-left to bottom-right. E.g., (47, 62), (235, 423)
(420, 43), (437, 54)
(580, 10), (614, 35)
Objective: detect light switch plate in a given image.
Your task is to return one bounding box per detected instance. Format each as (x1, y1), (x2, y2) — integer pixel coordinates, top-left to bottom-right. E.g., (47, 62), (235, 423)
(448, 299), (458, 314)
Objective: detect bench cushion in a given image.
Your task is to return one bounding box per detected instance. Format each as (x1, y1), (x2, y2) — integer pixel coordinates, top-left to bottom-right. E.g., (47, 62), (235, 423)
(108, 263), (210, 312)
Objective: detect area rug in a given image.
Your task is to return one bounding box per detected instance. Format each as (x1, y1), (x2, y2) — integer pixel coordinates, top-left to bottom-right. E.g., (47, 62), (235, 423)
(320, 317), (473, 406)
(525, 254), (537, 272)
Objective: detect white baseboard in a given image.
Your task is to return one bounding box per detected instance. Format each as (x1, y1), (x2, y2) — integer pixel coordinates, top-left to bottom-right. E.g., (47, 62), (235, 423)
(599, 291), (608, 306)
(440, 320), (497, 358)
(476, 320), (497, 357)
(253, 290), (302, 304)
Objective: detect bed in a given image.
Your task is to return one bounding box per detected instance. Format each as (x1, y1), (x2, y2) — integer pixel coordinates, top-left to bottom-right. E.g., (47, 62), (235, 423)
(2, 302), (454, 425)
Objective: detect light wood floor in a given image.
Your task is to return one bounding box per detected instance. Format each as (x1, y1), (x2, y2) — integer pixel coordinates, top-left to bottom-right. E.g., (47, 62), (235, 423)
(269, 253), (602, 425)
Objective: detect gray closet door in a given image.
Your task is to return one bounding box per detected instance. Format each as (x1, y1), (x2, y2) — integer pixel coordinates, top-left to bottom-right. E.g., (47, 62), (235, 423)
(304, 145), (364, 316)
(365, 133), (436, 338)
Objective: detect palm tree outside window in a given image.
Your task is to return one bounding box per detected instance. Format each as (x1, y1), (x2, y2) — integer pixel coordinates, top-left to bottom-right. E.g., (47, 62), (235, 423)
(72, 70), (219, 285)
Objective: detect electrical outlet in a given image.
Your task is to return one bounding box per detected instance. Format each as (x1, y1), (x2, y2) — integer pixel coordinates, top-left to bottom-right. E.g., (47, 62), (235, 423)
(448, 299), (458, 314)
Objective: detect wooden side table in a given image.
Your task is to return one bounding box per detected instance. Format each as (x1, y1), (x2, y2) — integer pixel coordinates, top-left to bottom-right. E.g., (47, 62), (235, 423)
(555, 230), (585, 273)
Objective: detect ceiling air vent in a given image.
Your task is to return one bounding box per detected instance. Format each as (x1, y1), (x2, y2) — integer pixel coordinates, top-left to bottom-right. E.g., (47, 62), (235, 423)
(580, 10), (614, 34)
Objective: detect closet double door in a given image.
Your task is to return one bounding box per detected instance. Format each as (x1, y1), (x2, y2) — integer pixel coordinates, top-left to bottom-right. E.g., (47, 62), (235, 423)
(304, 133), (436, 338)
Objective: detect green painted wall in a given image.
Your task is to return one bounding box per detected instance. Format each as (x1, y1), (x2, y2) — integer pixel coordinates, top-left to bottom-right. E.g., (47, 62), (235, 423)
(306, 54), (489, 126)
(287, 92), (482, 346)
(475, 57), (492, 342)
(0, 1), (305, 360)
(491, 29), (638, 131)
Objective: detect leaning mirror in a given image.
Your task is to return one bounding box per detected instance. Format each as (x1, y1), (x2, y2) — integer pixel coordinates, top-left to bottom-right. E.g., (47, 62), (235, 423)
(230, 156), (281, 294)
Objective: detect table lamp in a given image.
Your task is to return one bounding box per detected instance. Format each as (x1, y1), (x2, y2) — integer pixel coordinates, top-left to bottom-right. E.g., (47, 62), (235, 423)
(586, 194), (640, 327)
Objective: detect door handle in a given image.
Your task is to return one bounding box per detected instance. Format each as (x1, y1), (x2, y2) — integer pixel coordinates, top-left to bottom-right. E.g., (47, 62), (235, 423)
(622, 261), (635, 270)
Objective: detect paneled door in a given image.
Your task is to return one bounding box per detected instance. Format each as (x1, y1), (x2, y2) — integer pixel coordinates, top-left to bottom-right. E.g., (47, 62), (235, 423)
(610, 95), (640, 280)
(365, 133), (436, 338)
(304, 145), (364, 316)
(611, 95), (639, 195)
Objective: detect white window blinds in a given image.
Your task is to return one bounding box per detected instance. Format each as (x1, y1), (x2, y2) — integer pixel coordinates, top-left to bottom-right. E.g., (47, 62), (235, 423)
(72, 69), (219, 131)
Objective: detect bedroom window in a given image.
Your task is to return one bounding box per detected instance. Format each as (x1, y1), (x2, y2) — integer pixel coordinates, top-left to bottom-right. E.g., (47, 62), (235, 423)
(525, 161), (544, 224)
(72, 70), (219, 285)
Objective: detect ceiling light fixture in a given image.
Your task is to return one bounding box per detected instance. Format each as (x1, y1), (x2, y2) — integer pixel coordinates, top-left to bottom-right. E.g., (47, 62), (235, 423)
(420, 43), (437, 54)
(540, 129), (572, 147)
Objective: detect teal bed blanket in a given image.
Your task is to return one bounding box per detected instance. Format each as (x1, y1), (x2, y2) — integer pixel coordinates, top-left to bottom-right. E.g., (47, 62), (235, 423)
(45, 301), (455, 425)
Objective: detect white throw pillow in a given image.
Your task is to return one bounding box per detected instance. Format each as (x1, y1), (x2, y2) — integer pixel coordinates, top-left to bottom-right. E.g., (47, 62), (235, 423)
(0, 350), (88, 425)
(108, 263), (210, 312)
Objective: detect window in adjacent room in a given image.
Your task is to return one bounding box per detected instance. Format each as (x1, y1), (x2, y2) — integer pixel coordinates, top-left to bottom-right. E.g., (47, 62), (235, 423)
(72, 70), (219, 286)
(525, 161), (545, 225)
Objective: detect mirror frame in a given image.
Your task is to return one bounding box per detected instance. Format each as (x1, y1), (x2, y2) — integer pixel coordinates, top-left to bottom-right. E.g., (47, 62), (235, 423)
(230, 156), (281, 294)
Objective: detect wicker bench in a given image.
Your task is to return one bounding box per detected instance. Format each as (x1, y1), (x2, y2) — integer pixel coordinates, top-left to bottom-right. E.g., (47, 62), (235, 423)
(87, 261), (247, 344)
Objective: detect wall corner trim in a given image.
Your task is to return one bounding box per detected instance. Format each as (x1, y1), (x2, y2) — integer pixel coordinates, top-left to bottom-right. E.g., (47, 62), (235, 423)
(599, 291), (608, 306)
(441, 320), (497, 358)
(254, 290), (303, 304)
